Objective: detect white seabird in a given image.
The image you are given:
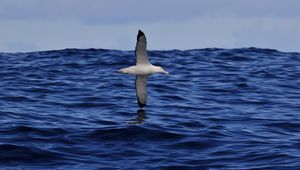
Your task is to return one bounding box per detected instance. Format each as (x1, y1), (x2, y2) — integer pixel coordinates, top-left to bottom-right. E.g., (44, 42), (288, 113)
(118, 30), (169, 108)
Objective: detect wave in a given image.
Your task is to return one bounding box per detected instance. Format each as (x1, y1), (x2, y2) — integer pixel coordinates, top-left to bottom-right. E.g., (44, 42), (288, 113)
(0, 48), (299, 169)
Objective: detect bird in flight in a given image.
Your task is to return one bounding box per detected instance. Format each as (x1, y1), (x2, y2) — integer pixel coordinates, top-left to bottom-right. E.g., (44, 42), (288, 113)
(118, 30), (169, 108)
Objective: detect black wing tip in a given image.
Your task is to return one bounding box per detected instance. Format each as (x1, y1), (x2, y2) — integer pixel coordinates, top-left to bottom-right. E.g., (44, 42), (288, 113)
(138, 101), (146, 108)
(137, 30), (145, 40)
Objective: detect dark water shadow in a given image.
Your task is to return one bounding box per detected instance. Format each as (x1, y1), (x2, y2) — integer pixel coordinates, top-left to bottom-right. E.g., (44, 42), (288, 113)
(126, 109), (146, 125)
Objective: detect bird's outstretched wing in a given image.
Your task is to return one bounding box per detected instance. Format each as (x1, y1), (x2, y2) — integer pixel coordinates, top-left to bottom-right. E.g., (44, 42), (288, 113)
(135, 30), (150, 65)
(135, 75), (148, 108)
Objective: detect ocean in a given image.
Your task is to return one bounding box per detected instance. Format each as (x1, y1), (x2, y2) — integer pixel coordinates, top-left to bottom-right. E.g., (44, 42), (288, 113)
(0, 48), (299, 169)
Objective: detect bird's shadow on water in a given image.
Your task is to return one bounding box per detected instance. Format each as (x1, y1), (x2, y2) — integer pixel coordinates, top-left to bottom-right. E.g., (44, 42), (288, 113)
(126, 109), (146, 125)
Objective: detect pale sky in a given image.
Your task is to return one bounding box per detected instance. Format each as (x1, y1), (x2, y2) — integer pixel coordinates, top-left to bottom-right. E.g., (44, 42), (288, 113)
(0, 0), (300, 52)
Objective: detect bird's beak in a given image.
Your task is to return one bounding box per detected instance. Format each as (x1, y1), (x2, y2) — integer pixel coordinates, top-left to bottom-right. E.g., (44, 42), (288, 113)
(163, 71), (169, 75)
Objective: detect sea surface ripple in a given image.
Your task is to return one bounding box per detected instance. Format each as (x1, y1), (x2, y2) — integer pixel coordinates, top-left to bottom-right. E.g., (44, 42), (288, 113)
(0, 48), (300, 169)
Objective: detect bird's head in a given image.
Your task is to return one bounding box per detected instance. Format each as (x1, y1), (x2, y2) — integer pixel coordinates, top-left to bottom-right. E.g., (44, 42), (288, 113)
(155, 66), (169, 75)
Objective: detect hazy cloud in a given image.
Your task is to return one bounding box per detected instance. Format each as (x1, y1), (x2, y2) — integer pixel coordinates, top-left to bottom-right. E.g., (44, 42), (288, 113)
(1, 0), (300, 23)
(0, 0), (300, 52)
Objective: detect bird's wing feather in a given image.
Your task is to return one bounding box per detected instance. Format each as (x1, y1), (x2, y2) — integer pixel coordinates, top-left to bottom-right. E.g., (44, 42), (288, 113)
(135, 75), (148, 108)
(135, 30), (150, 65)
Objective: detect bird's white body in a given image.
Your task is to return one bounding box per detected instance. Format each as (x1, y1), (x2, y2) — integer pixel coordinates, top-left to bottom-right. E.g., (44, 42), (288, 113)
(118, 30), (168, 108)
(118, 64), (168, 75)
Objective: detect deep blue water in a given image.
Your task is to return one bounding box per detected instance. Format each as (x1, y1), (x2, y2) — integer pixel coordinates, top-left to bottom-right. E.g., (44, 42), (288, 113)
(0, 48), (300, 169)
